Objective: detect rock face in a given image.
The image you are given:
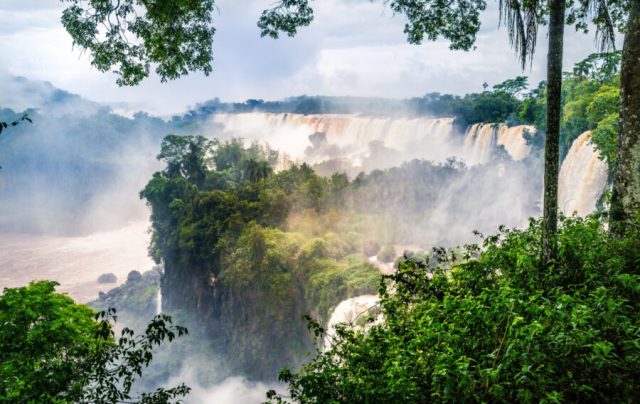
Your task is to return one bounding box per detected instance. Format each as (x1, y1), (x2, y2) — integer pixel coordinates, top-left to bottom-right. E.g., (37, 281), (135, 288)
(558, 131), (609, 216)
(91, 269), (161, 330)
(97, 272), (117, 284)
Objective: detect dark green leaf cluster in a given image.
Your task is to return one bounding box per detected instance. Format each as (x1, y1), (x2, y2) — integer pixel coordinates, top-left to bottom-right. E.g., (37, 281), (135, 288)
(258, 0), (314, 39)
(389, 0), (486, 51)
(84, 310), (190, 403)
(271, 216), (640, 402)
(0, 281), (190, 402)
(61, 0), (216, 86)
(558, 52), (621, 165)
(0, 281), (103, 402)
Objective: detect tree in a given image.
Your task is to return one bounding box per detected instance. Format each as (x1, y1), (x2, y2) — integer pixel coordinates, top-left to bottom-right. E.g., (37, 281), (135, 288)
(157, 134), (215, 187)
(267, 217), (640, 402)
(0, 281), (189, 402)
(60, 0), (216, 86)
(610, 0), (640, 236)
(541, 0), (566, 263)
(493, 76), (529, 98)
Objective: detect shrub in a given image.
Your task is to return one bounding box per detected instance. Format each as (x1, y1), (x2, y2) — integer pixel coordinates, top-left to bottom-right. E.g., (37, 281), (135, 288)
(269, 217), (640, 403)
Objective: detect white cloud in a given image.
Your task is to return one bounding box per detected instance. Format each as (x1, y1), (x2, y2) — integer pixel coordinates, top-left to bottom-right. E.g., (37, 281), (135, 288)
(0, 0), (621, 115)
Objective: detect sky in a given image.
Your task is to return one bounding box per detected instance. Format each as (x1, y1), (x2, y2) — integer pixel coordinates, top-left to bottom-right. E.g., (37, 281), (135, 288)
(0, 0), (619, 116)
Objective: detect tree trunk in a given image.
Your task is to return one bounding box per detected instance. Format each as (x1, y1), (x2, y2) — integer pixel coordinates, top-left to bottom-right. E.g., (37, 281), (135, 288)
(542, 0), (566, 264)
(609, 0), (640, 237)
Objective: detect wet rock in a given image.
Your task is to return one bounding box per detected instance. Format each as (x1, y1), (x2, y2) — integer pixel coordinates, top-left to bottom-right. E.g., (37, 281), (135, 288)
(97, 272), (117, 284)
(127, 270), (143, 282)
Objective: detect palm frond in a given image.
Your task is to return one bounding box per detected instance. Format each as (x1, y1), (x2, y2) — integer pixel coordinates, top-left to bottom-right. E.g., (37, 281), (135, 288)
(499, 0), (541, 69)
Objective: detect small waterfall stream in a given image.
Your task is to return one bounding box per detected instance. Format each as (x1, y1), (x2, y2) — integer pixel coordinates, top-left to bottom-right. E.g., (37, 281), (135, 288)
(558, 131), (609, 216)
(324, 294), (381, 350)
(463, 123), (535, 164)
(156, 288), (162, 315)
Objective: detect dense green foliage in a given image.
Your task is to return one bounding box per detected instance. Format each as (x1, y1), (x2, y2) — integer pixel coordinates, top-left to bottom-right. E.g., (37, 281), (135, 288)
(560, 53), (622, 166)
(270, 217), (640, 402)
(0, 281), (105, 401)
(0, 281), (189, 402)
(61, 0), (215, 86)
(141, 136), (382, 379)
(141, 133), (541, 379)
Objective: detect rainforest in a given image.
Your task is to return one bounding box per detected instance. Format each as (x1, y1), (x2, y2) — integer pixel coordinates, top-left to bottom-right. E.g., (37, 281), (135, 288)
(1, 0), (639, 402)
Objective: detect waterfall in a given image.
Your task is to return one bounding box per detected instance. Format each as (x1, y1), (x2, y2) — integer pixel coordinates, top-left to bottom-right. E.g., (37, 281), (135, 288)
(558, 131), (609, 216)
(324, 294), (380, 350)
(463, 123), (535, 165)
(463, 123), (497, 165)
(156, 288), (162, 315)
(496, 125), (535, 161)
(213, 113), (457, 170)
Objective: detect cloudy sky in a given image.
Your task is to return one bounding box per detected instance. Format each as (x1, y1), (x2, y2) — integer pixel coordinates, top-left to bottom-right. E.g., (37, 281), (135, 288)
(0, 0), (616, 115)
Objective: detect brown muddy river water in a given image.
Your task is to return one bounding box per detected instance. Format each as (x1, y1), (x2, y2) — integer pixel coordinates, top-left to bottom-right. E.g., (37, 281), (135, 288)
(0, 221), (154, 302)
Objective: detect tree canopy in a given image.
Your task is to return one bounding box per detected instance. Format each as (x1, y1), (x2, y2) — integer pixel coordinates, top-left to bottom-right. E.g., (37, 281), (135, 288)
(0, 281), (189, 403)
(268, 216), (640, 402)
(60, 0), (626, 86)
(61, 0), (216, 86)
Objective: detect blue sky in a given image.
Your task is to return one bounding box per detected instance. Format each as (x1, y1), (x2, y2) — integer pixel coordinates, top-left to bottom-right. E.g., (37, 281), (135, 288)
(0, 0), (617, 115)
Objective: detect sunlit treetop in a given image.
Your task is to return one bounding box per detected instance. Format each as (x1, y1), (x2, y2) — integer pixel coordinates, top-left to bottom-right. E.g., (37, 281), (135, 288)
(60, 0), (627, 86)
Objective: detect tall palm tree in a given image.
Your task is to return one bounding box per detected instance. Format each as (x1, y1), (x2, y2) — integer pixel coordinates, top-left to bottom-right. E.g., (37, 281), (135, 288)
(541, 0), (566, 263)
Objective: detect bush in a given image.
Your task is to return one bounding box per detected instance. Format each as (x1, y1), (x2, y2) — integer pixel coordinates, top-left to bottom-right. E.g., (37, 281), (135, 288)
(270, 217), (640, 403)
(0, 281), (189, 402)
(97, 272), (117, 284)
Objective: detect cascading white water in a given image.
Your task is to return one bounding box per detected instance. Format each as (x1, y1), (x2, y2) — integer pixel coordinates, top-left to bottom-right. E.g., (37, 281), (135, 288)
(463, 123), (535, 164)
(497, 125), (535, 161)
(324, 294), (380, 350)
(213, 113), (457, 169)
(156, 289), (162, 315)
(463, 123), (497, 165)
(558, 131), (609, 216)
